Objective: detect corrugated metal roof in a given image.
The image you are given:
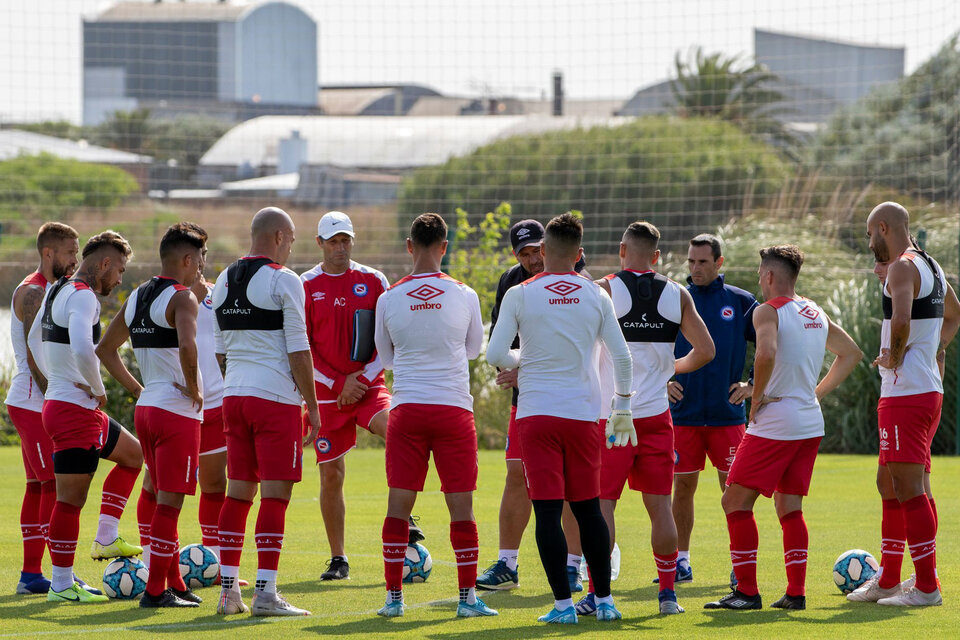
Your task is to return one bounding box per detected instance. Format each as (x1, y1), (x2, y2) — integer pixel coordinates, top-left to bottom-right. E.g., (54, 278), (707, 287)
(90, 1), (253, 23)
(200, 115), (630, 169)
(0, 130), (151, 164)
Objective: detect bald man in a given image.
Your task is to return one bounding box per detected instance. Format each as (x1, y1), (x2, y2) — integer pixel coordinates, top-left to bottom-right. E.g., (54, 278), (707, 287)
(848, 202), (960, 607)
(212, 207), (321, 616)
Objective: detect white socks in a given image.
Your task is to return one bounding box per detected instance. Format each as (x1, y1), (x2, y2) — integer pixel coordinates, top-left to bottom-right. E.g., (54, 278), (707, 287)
(596, 594), (614, 606)
(95, 515), (119, 544)
(678, 550), (691, 565)
(566, 554), (582, 570)
(51, 565), (74, 592)
(220, 565), (240, 593)
(499, 549), (519, 572)
(255, 568), (278, 594)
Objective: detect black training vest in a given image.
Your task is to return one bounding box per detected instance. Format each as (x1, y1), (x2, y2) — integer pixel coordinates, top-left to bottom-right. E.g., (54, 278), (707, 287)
(40, 277), (101, 345)
(615, 270), (680, 343)
(881, 249), (945, 321)
(129, 277), (181, 349)
(215, 257), (285, 331)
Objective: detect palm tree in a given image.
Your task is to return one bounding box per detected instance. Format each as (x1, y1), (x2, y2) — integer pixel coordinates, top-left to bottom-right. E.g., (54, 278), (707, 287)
(670, 47), (798, 157)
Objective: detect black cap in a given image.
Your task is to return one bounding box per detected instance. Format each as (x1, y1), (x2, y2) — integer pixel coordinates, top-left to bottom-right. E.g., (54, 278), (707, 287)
(510, 219), (544, 253)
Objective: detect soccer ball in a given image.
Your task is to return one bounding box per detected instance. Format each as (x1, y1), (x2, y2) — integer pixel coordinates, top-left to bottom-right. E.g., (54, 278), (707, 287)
(402, 542), (432, 583)
(833, 549), (879, 593)
(179, 543), (220, 588)
(102, 557), (148, 599)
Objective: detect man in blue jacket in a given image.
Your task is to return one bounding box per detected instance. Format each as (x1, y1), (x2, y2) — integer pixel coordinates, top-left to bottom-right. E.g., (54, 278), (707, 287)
(667, 234), (757, 584)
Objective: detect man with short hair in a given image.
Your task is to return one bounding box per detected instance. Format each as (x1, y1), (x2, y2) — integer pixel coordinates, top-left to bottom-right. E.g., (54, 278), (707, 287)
(668, 233), (757, 586)
(301, 211), (407, 581)
(487, 213), (633, 624)
(579, 221), (715, 616)
(478, 219), (585, 593)
(847, 202), (960, 606)
(8, 223), (79, 595)
(212, 207), (321, 617)
(374, 213), (496, 619)
(97, 222), (207, 608)
(705, 245), (862, 610)
(28, 230), (145, 604)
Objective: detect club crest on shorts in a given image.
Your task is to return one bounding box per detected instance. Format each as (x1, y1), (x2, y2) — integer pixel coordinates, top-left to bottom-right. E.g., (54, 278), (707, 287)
(353, 283), (368, 297)
(720, 305), (734, 320)
(315, 437), (332, 454)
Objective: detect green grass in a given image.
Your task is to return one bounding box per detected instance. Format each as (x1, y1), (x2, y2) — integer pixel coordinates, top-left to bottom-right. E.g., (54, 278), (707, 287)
(1, 448), (959, 638)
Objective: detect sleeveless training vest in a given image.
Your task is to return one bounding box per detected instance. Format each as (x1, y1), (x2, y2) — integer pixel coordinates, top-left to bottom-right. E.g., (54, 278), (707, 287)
(129, 277), (181, 349)
(41, 277), (101, 345)
(215, 257), (284, 331)
(881, 248), (945, 321)
(615, 270), (680, 343)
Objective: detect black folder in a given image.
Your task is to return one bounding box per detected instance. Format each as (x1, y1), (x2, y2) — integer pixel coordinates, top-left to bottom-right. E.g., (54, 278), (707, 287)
(351, 309), (376, 362)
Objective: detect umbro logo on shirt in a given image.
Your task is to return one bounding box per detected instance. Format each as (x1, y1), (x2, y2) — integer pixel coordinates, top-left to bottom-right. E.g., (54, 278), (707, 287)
(408, 284), (444, 310)
(544, 280), (581, 305)
(312, 291), (325, 302)
(798, 305), (823, 329)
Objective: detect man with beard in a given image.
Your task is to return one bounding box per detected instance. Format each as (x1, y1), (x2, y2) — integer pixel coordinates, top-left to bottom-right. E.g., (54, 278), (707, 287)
(847, 202), (960, 606)
(28, 230), (144, 603)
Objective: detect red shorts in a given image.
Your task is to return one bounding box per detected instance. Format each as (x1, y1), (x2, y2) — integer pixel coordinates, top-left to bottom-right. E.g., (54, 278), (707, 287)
(200, 405), (227, 456)
(310, 386), (391, 464)
(878, 392), (942, 472)
(518, 415), (601, 502)
(674, 424), (745, 474)
(41, 400), (109, 453)
(223, 396), (303, 483)
(136, 406), (200, 495)
(600, 410), (675, 498)
(8, 405), (55, 482)
(385, 403), (478, 493)
(726, 434), (821, 498)
(505, 405), (522, 461)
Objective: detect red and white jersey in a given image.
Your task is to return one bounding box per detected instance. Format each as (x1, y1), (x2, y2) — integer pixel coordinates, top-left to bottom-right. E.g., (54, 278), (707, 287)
(748, 296), (828, 440)
(486, 272), (633, 422)
(301, 260), (389, 402)
(5, 271), (49, 412)
(27, 280), (104, 410)
(374, 272), (483, 412)
(212, 258), (310, 406)
(196, 283), (224, 409)
(125, 279), (201, 420)
(880, 250), (946, 398)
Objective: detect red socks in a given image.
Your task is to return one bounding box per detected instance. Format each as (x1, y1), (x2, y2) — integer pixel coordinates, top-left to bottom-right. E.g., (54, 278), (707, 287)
(199, 491), (225, 549)
(878, 498), (906, 589)
(39, 480), (56, 551)
(450, 520), (479, 590)
(727, 510), (759, 596)
(100, 464), (140, 519)
(930, 498), (938, 533)
(902, 494), (938, 593)
(255, 498), (288, 572)
(20, 482), (44, 574)
(48, 501), (81, 569)
(382, 517), (408, 593)
(218, 497), (253, 570)
(780, 510), (808, 597)
(137, 489), (157, 559)
(146, 504), (181, 597)
(654, 550), (678, 592)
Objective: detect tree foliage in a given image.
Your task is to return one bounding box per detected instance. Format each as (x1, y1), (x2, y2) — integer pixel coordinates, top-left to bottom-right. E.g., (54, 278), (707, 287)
(399, 116), (791, 252)
(0, 153), (138, 212)
(810, 34), (960, 201)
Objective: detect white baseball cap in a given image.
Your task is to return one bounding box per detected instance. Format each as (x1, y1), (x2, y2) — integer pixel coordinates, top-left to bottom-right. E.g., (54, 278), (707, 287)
(317, 211), (355, 240)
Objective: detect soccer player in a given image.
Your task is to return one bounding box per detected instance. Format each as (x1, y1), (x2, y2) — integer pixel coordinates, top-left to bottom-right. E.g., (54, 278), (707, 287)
(97, 223), (207, 608)
(487, 213), (633, 624)
(212, 207), (320, 617)
(8, 223), (79, 594)
(27, 230), (145, 604)
(669, 234), (756, 586)
(847, 202), (960, 606)
(580, 221), (715, 617)
(478, 219), (585, 593)
(301, 211), (417, 581)
(705, 244), (862, 610)
(373, 213), (496, 619)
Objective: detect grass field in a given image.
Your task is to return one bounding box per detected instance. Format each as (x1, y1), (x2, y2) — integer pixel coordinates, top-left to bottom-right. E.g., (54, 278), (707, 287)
(1, 447), (959, 638)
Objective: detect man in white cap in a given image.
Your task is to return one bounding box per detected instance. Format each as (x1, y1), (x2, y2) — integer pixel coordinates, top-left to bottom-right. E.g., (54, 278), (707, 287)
(301, 211), (421, 581)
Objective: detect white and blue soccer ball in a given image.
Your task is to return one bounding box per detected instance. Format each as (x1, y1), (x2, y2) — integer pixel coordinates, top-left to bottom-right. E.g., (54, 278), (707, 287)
(402, 542), (432, 583)
(833, 549), (879, 593)
(179, 543), (220, 589)
(102, 556), (148, 599)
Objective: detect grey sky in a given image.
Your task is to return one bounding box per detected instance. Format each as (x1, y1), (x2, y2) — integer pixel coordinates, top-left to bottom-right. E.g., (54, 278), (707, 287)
(0, 0), (957, 123)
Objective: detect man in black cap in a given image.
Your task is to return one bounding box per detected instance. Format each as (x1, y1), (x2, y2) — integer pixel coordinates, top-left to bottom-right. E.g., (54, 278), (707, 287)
(477, 220), (586, 592)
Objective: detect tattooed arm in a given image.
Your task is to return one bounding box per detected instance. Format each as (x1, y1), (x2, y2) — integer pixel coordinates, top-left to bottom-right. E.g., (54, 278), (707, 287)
(16, 284), (48, 394)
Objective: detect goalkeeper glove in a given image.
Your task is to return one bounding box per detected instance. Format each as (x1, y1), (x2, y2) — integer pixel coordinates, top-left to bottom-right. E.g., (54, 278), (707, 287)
(605, 394), (637, 449)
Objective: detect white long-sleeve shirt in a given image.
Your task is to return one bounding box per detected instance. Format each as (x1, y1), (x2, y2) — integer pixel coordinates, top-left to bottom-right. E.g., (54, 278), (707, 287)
(374, 272), (483, 412)
(28, 281), (105, 409)
(196, 283), (224, 409)
(487, 272), (633, 421)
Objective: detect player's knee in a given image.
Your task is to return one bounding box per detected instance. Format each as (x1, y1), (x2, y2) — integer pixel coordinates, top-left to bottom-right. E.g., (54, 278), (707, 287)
(504, 463), (526, 488)
(319, 461), (346, 487)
